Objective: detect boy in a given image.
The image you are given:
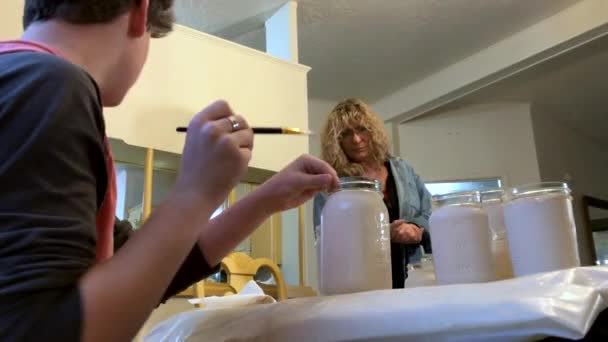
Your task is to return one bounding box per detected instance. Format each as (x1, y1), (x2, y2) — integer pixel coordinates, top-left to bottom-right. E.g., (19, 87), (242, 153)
(0, 1), (339, 341)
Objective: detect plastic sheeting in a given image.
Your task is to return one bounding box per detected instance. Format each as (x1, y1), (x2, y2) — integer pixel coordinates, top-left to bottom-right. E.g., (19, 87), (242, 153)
(187, 281), (275, 309)
(146, 267), (608, 342)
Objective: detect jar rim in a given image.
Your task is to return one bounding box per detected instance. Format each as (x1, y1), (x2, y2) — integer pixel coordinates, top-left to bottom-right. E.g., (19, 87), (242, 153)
(504, 182), (570, 201)
(432, 190), (481, 206)
(481, 188), (504, 203)
(337, 177), (381, 192)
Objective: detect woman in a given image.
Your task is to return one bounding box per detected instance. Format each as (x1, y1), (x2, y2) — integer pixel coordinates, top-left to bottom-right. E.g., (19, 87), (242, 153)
(313, 98), (432, 288)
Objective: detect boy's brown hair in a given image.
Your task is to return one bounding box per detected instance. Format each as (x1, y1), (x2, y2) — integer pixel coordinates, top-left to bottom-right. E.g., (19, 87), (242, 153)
(23, 0), (175, 38)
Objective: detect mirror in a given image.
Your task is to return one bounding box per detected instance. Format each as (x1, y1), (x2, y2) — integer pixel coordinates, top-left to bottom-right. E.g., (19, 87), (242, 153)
(110, 138), (181, 228)
(110, 138), (146, 227)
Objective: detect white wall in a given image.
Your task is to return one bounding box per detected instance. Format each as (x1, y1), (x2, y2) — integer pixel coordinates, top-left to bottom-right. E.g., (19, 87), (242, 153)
(372, 0), (608, 123)
(398, 103), (541, 187)
(383, 121), (399, 155)
(307, 98), (336, 157)
(531, 105), (608, 265)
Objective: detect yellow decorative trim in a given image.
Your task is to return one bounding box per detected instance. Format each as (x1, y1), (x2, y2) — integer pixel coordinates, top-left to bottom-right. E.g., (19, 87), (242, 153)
(229, 188), (237, 206)
(271, 213), (283, 265)
(298, 205), (305, 286)
(142, 148), (154, 220)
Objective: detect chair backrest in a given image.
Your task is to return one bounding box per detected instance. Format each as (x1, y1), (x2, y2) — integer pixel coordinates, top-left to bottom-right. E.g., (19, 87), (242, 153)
(220, 252), (288, 301)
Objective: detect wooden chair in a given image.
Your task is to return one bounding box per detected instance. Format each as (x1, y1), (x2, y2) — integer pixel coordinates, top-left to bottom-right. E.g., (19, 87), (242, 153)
(181, 252), (289, 302)
(220, 252), (288, 301)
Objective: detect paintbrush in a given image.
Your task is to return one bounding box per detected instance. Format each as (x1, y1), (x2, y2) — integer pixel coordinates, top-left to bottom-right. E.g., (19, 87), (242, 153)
(175, 127), (314, 135)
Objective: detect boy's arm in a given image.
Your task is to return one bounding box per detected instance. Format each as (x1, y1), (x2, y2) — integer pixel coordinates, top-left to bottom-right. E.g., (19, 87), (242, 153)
(84, 157), (337, 342)
(111, 154), (339, 306)
(80, 99), (254, 342)
(111, 154), (339, 305)
(80, 194), (214, 341)
(113, 217), (219, 303)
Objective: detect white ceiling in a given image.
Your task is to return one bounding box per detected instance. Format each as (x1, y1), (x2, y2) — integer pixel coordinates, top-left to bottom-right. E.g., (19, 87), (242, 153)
(427, 33), (608, 148)
(174, 0), (581, 102)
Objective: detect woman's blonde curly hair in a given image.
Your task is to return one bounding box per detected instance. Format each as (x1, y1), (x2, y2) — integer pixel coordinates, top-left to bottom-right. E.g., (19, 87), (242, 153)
(321, 98), (390, 177)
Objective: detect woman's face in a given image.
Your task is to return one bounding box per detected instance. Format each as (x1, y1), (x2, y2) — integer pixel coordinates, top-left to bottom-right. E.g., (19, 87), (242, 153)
(340, 125), (372, 163)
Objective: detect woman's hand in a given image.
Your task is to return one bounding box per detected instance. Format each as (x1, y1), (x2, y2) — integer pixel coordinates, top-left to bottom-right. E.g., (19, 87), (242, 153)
(390, 219), (424, 244)
(256, 154), (340, 214)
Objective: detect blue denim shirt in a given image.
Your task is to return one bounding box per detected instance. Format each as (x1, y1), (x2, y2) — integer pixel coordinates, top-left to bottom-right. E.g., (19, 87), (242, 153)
(313, 157), (432, 262)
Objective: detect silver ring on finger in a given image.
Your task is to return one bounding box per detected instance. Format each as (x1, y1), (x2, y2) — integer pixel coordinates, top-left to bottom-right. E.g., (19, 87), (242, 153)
(227, 116), (240, 132)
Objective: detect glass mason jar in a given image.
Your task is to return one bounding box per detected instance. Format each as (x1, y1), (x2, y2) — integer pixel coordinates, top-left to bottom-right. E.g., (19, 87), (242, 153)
(429, 191), (495, 285)
(318, 177), (392, 295)
(404, 247), (437, 288)
(503, 182), (580, 277)
(481, 189), (514, 280)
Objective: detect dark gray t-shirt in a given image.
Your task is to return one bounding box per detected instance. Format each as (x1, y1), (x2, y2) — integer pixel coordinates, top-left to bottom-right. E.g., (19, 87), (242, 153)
(0, 51), (216, 341)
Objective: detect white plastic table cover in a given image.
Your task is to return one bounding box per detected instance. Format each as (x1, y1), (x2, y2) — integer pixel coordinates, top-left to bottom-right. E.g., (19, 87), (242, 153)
(146, 266), (608, 342)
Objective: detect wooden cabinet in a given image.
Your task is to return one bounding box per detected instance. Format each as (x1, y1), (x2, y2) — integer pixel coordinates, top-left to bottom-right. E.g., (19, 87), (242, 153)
(250, 212), (283, 265)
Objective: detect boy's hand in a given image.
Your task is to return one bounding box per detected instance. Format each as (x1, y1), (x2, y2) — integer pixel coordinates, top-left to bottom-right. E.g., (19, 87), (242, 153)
(175, 100), (253, 209)
(257, 155), (340, 213)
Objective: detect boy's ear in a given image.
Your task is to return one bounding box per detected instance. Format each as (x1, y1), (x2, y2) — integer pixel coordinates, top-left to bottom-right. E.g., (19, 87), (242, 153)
(128, 0), (149, 37)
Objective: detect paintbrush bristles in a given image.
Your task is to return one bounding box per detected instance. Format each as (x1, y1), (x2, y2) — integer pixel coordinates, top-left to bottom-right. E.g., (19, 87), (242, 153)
(282, 128), (314, 135)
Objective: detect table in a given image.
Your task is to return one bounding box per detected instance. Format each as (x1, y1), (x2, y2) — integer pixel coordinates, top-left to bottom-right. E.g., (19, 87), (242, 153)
(148, 267), (608, 341)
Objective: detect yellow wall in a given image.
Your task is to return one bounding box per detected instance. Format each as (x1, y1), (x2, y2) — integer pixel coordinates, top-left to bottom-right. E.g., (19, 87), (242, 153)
(105, 25), (311, 172)
(0, 0), (24, 40)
